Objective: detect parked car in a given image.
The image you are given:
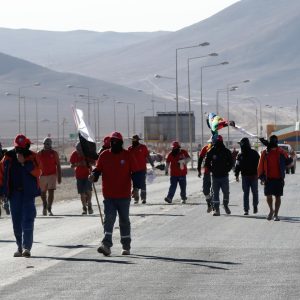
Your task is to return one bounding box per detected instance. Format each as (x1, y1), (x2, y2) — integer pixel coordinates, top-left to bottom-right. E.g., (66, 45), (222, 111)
(278, 143), (296, 174)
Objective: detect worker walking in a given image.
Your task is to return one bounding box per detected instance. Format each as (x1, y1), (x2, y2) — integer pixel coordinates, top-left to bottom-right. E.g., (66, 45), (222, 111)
(0, 134), (41, 257)
(128, 134), (154, 204)
(164, 141), (191, 204)
(37, 137), (61, 216)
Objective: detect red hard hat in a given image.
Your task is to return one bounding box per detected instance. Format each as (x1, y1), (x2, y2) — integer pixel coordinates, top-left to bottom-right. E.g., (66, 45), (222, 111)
(103, 135), (111, 147)
(172, 141), (180, 149)
(14, 134), (32, 148)
(110, 131), (123, 141)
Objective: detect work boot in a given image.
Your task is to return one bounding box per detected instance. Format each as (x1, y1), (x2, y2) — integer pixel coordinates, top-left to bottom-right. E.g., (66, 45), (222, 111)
(82, 206), (87, 215)
(213, 207), (220, 216)
(133, 188), (139, 204)
(88, 205), (94, 214)
(181, 197), (187, 204)
(223, 203), (231, 215)
(207, 204), (213, 213)
(42, 207), (47, 216)
(97, 244), (111, 256)
(141, 199), (146, 204)
(122, 249), (130, 255)
(48, 207), (53, 216)
(253, 206), (258, 214)
(22, 249), (31, 258)
(13, 249), (22, 257)
(164, 197), (172, 204)
(244, 210), (249, 216)
(206, 199), (212, 213)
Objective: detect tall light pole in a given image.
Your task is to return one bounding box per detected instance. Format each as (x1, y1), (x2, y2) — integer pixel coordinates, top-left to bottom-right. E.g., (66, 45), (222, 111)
(226, 80), (250, 147)
(18, 82), (40, 133)
(175, 42), (209, 140)
(113, 100), (117, 131)
(187, 52), (218, 168)
(67, 85), (90, 125)
(5, 92), (27, 134)
(215, 87), (238, 119)
(200, 62), (229, 146)
(243, 96), (263, 138)
(242, 97), (259, 144)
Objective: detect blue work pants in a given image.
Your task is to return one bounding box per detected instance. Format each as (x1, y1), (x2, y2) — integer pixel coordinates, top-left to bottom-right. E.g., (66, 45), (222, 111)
(242, 176), (259, 211)
(212, 175), (229, 207)
(167, 176), (187, 200)
(9, 192), (36, 251)
(102, 198), (131, 250)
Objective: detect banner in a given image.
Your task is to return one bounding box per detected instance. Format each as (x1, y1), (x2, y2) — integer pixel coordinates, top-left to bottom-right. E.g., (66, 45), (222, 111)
(72, 107), (98, 160)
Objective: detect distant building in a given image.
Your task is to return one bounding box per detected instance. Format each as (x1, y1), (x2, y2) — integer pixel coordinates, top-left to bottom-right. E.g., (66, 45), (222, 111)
(144, 111), (195, 143)
(269, 122), (300, 150)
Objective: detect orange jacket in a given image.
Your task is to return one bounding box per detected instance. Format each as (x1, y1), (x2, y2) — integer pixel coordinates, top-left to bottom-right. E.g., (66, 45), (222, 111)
(257, 147), (288, 180)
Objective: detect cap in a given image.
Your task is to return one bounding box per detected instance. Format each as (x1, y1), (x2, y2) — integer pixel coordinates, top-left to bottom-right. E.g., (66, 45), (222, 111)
(103, 136), (111, 147)
(131, 134), (142, 141)
(172, 141), (181, 149)
(14, 134), (32, 149)
(43, 137), (52, 145)
(110, 131), (123, 141)
(238, 137), (250, 146)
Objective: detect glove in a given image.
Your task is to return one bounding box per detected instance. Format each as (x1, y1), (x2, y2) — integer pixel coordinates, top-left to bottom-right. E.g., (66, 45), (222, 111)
(229, 120), (235, 127)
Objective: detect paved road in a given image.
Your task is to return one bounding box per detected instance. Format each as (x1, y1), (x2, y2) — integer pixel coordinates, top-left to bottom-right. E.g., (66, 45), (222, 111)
(1, 171), (300, 299)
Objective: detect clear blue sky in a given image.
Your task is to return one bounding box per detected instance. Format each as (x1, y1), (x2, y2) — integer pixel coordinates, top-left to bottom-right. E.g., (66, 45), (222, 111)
(0, 0), (239, 32)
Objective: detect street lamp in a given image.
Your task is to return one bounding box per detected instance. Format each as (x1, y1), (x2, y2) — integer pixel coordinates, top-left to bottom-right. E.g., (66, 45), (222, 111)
(18, 82), (40, 133)
(187, 52), (218, 168)
(67, 85), (90, 125)
(200, 62), (229, 146)
(215, 87), (237, 115)
(116, 101), (132, 138)
(5, 92), (27, 134)
(243, 97), (263, 138)
(226, 80), (250, 146)
(175, 42), (210, 140)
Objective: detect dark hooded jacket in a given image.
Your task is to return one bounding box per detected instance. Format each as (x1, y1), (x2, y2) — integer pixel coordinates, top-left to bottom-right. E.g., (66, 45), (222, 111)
(204, 142), (233, 177)
(235, 146), (260, 177)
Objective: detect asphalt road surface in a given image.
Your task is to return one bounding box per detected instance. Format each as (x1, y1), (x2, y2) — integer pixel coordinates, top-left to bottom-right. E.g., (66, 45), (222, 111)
(1, 171), (300, 299)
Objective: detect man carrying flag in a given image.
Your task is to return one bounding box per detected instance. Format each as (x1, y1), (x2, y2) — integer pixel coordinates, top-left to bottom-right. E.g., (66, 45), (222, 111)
(72, 108), (99, 216)
(89, 131), (139, 256)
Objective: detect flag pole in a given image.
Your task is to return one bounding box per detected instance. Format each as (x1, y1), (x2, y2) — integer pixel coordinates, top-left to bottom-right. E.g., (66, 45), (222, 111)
(92, 183), (103, 225)
(72, 106), (104, 226)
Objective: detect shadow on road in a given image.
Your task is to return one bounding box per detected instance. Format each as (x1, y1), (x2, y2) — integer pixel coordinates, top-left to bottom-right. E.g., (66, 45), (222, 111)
(48, 214), (100, 218)
(227, 214), (267, 220)
(130, 213), (185, 217)
(277, 216), (300, 223)
(228, 214), (300, 223)
(47, 244), (96, 249)
(0, 240), (16, 243)
(130, 254), (240, 270)
(36, 216), (64, 219)
(32, 255), (134, 264)
(141, 203), (201, 206)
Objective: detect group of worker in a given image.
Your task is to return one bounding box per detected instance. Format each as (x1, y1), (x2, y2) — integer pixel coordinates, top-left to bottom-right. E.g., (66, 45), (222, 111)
(0, 131), (291, 258)
(197, 134), (291, 222)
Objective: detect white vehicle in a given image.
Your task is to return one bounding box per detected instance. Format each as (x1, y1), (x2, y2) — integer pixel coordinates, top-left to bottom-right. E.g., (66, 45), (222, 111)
(278, 143), (296, 174)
